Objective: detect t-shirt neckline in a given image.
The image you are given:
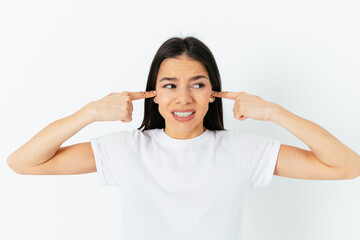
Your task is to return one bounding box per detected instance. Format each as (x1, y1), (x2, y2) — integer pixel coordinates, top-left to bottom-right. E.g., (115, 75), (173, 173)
(156, 128), (211, 147)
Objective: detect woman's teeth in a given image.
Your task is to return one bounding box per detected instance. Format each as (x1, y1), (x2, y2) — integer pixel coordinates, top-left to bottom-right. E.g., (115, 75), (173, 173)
(173, 112), (194, 117)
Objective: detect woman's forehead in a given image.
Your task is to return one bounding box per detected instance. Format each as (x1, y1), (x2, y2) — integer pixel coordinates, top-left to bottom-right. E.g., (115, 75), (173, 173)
(158, 57), (208, 77)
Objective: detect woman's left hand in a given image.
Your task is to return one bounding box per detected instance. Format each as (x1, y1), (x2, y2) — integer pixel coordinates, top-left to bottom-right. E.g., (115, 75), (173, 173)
(211, 91), (278, 122)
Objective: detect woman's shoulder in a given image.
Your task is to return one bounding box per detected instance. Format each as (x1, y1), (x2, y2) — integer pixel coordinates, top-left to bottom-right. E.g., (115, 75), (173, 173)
(211, 129), (240, 136)
(110, 129), (161, 140)
(211, 129), (266, 142)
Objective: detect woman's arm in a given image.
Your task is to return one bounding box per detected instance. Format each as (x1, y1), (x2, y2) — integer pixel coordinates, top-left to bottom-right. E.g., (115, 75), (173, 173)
(7, 90), (156, 173)
(7, 105), (96, 172)
(211, 90), (360, 178)
(271, 104), (360, 173)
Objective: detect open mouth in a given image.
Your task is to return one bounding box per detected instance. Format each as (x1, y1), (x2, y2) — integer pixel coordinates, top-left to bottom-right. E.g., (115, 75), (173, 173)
(171, 111), (196, 122)
(172, 111), (195, 117)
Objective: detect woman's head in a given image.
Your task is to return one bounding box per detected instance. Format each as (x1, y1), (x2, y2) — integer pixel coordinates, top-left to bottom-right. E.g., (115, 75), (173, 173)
(137, 36), (225, 133)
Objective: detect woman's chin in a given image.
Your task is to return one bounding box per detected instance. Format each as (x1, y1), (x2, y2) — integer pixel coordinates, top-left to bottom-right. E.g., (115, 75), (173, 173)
(166, 122), (204, 133)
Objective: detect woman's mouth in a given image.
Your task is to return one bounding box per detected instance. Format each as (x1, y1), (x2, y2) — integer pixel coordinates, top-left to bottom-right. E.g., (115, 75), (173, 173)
(171, 111), (196, 122)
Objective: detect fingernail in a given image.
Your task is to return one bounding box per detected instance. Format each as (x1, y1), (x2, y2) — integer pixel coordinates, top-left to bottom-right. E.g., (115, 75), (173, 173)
(212, 90), (214, 94)
(153, 90), (156, 94)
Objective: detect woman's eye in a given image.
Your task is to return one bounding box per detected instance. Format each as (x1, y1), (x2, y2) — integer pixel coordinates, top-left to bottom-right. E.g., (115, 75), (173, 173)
(163, 84), (175, 89)
(162, 83), (205, 89)
(193, 83), (205, 88)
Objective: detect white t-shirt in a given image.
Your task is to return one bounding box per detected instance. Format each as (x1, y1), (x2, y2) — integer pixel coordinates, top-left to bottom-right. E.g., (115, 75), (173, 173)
(90, 128), (281, 240)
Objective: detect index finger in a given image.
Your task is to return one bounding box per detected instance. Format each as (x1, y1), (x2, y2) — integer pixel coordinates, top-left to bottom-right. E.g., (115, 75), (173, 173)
(130, 90), (157, 100)
(212, 91), (238, 100)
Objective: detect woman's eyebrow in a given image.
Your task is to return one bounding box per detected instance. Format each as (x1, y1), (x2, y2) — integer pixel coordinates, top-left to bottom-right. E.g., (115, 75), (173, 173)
(159, 75), (208, 82)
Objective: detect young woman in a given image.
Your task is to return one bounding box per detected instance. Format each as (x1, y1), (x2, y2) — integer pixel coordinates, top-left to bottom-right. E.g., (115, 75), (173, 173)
(7, 36), (360, 240)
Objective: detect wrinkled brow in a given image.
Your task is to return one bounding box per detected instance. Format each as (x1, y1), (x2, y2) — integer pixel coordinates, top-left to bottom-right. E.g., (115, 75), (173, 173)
(159, 75), (208, 82)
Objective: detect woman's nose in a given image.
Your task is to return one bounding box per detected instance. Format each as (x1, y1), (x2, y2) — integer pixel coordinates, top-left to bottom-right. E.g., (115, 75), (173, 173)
(175, 88), (193, 104)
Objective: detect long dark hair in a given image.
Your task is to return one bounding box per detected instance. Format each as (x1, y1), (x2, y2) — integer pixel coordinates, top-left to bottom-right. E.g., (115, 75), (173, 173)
(137, 36), (225, 132)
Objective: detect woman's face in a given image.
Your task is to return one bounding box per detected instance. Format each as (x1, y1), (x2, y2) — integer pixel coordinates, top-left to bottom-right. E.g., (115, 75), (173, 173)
(155, 54), (214, 139)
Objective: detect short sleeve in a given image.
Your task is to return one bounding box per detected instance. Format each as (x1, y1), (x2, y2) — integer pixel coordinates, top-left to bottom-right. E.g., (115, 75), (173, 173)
(90, 130), (135, 187)
(235, 132), (281, 188)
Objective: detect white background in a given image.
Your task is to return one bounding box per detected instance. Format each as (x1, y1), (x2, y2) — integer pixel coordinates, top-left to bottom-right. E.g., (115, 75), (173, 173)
(1, 0), (359, 239)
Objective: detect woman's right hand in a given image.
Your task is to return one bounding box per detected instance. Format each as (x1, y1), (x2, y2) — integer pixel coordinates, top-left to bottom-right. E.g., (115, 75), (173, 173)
(84, 91), (157, 122)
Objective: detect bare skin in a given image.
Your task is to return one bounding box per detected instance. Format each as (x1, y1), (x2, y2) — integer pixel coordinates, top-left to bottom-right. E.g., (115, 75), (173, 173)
(6, 91), (156, 172)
